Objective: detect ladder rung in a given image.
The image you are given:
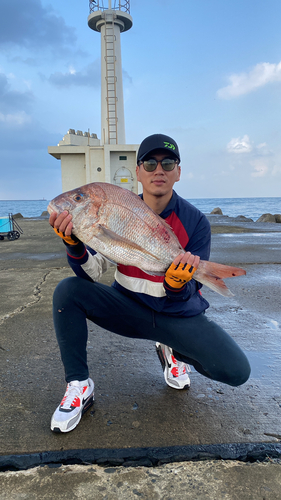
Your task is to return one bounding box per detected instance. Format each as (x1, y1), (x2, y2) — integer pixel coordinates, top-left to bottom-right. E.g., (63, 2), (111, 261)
(104, 19), (118, 144)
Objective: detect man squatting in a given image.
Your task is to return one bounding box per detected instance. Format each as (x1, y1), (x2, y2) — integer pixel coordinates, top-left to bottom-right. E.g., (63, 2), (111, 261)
(49, 133), (251, 433)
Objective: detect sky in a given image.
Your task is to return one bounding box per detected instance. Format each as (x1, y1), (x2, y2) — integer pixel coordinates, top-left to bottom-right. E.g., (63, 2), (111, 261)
(0, 0), (281, 200)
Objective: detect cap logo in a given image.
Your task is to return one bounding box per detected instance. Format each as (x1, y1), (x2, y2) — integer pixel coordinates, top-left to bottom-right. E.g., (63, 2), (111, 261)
(164, 141), (176, 151)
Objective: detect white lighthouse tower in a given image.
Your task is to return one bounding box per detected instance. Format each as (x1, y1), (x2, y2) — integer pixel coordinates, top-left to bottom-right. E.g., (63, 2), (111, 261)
(48, 0), (139, 193)
(88, 1), (132, 145)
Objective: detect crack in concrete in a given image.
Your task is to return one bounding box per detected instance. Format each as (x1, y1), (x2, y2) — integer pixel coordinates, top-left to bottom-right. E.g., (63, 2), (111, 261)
(0, 270), (53, 326)
(264, 433), (281, 440)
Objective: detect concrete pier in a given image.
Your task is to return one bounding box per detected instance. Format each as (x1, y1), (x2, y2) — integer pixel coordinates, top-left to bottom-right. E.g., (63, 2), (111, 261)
(0, 215), (280, 497)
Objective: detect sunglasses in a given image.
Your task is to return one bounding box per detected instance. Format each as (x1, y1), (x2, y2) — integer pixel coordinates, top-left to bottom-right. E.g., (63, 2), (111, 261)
(138, 158), (179, 172)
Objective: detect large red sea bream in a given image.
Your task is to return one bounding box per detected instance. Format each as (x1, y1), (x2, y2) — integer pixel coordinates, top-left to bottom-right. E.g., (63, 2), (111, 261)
(48, 182), (246, 296)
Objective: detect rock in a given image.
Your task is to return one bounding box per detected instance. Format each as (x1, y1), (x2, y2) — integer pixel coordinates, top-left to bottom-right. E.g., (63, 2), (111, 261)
(211, 207), (223, 215)
(13, 213), (23, 219)
(274, 214), (281, 223)
(256, 213), (276, 223)
(41, 211), (49, 216)
(234, 215), (254, 222)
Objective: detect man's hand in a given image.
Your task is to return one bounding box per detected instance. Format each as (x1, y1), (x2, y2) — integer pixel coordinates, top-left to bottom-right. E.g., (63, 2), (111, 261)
(49, 211), (79, 246)
(164, 252), (200, 290)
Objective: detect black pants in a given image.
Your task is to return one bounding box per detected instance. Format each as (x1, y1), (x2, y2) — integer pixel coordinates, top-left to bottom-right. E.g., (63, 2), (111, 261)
(53, 277), (251, 386)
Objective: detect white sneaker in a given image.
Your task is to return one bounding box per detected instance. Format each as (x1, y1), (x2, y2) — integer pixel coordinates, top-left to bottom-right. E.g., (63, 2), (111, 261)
(156, 343), (191, 390)
(51, 378), (94, 433)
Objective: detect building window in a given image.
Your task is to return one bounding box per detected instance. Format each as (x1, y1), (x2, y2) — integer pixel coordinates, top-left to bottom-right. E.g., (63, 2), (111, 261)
(119, 156), (127, 160)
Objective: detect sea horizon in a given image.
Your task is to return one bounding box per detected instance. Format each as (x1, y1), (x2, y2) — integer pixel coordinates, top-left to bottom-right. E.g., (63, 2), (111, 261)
(0, 196), (281, 221)
(0, 195), (280, 201)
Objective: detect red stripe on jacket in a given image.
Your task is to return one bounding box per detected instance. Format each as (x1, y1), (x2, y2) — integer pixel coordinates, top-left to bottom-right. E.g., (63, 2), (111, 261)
(165, 212), (189, 249)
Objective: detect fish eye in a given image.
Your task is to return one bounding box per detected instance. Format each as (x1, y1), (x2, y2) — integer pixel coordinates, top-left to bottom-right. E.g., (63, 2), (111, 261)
(73, 193), (83, 202)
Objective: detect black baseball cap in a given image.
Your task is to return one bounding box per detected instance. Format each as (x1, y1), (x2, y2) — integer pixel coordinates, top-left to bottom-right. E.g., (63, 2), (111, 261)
(137, 134), (180, 163)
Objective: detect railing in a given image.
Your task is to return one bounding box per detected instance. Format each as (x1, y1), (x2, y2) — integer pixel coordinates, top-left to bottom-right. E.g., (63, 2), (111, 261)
(89, 1), (130, 14)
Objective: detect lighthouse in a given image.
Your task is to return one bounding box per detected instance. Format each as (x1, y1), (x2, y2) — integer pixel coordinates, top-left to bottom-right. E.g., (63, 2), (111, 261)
(88, 1), (132, 145)
(48, 1), (139, 194)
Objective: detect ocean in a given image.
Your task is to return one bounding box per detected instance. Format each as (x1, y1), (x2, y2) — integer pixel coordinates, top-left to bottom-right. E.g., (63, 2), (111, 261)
(187, 197), (281, 221)
(0, 200), (50, 219)
(0, 197), (280, 221)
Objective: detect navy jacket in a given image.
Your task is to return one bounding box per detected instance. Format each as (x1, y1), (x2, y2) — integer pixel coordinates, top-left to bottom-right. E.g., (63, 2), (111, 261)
(65, 191), (211, 317)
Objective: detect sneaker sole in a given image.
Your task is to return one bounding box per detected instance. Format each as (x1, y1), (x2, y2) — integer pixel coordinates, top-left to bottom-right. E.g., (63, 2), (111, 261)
(51, 394), (94, 433)
(156, 343), (166, 371)
(156, 344), (190, 390)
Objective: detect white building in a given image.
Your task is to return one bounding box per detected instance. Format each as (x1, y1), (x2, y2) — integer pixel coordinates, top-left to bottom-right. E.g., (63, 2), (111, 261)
(48, 1), (139, 193)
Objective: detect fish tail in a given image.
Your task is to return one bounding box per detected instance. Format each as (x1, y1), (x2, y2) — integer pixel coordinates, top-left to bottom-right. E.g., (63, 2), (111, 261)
(194, 260), (246, 297)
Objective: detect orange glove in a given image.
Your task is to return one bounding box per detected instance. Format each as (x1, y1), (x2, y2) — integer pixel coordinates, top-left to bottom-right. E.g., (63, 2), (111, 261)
(164, 262), (197, 289)
(53, 227), (79, 246)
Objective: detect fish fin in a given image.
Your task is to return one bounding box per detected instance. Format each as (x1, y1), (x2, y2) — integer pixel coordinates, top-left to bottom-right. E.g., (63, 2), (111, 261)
(195, 260), (246, 297)
(198, 260), (246, 279)
(196, 275), (234, 297)
(97, 225), (161, 260)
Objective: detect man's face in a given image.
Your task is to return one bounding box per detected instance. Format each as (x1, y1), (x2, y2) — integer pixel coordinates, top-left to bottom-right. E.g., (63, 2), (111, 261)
(136, 153), (181, 198)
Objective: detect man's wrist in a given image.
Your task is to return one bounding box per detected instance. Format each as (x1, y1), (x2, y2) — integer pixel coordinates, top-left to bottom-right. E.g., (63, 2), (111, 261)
(53, 227), (79, 245)
(164, 279), (186, 292)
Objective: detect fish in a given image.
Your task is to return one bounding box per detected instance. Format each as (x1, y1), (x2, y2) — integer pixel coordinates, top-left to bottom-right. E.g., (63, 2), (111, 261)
(48, 182), (246, 297)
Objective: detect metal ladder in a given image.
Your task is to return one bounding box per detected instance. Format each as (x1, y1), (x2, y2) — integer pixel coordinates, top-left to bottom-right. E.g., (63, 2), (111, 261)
(104, 17), (118, 144)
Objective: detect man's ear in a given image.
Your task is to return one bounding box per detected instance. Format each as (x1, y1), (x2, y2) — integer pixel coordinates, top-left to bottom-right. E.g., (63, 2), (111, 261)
(136, 165), (140, 181)
(175, 165), (181, 182)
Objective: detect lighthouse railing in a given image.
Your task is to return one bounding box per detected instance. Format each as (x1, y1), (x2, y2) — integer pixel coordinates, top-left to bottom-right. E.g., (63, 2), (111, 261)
(89, 1), (130, 14)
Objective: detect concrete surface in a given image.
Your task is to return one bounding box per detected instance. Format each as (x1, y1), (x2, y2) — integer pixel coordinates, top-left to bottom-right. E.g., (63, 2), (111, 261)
(1, 460), (281, 500)
(0, 215), (281, 496)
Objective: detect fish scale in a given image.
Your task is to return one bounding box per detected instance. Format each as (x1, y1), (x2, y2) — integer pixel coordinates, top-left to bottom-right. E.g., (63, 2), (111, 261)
(103, 205), (179, 266)
(48, 182), (246, 296)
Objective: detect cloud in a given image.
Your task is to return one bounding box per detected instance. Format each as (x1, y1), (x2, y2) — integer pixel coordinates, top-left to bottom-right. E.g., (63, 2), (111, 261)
(226, 135), (278, 179)
(250, 160), (269, 177)
(10, 56), (39, 67)
(227, 135), (274, 161)
(227, 135), (253, 154)
(0, 72), (34, 113)
(0, 114), (61, 151)
(256, 142), (273, 156)
(42, 61), (132, 89)
(217, 61), (281, 99)
(43, 62), (100, 88)
(0, 111), (31, 126)
(0, 0), (75, 51)
(184, 172), (194, 180)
